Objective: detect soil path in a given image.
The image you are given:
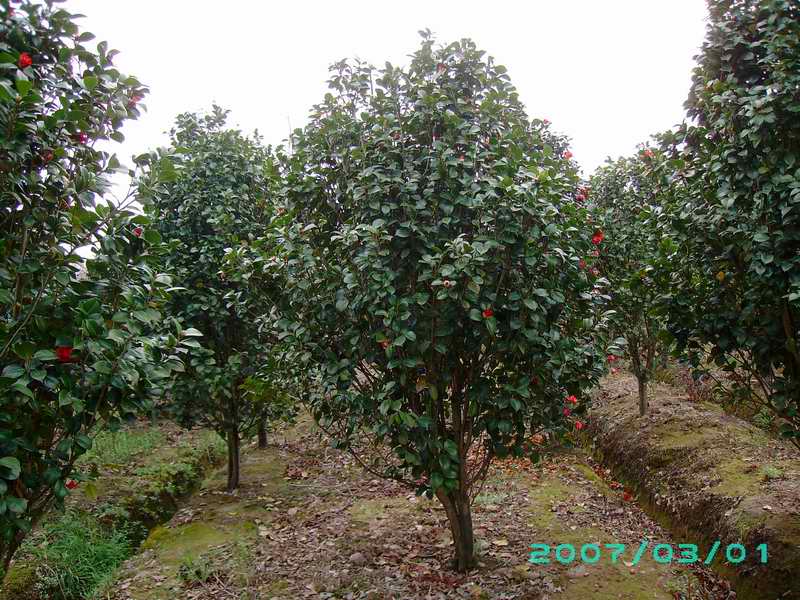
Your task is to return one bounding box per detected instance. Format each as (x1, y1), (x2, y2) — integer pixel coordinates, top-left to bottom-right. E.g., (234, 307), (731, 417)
(105, 416), (734, 600)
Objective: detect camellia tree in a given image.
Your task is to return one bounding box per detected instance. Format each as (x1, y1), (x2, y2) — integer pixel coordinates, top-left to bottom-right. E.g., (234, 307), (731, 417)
(657, 0), (800, 446)
(260, 33), (608, 570)
(591, 150), (672, 415)
(139, 107), (290, 491)
(0, 1), (190, 573)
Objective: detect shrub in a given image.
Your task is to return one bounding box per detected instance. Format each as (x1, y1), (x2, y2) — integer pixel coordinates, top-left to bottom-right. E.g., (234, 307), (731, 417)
(262, 33), (608, 570)
(591, 151), (673, 415)
(0, 1), (189, 571)
(138, 106), (292, 491)
(657, 0), (800, 447)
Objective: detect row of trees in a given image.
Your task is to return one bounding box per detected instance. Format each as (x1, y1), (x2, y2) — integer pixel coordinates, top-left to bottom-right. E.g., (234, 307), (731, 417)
(592, 0), (799, 445)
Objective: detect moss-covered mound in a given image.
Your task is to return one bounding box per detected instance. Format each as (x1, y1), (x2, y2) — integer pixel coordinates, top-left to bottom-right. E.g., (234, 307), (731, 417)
(589, 373), (800, 600)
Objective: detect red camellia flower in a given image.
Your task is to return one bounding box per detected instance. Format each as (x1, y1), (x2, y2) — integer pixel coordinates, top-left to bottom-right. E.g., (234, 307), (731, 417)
(579, 259), (587, 270)
(622, 488), (634, 502)
(56, 346), (73, 363)
(133, 226), (143, 237)
(127, 92), (144, 109)
(73, 132), (89, 144)
(563, 150), (573, 160)
(543, 119), (550, 125)
(574, 420), (585, 431)
(563, 407), (571, 417)
(482, 308), (494, 319)
(576, 193), (586, 202)
(566, 394), (578, 404)
(42, 150), (54, 163)
(643, 148), (655, 159)
(592, 230), (605, 245)
(65, 479), (79, 490)
(18, 52), (32, 69)
(607, 354), (617, 363)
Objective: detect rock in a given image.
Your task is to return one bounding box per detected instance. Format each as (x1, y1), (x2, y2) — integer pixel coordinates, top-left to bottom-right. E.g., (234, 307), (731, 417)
(349, 552), (367, 565)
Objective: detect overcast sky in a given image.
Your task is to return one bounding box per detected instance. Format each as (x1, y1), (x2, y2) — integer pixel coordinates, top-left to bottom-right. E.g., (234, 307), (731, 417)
(65, 0), (708, 177)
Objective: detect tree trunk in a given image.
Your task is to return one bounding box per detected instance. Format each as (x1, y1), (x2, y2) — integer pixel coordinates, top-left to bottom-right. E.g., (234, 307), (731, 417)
(257, 419), (268, 449)
(226, 430), (241, 492)
(436, 489), (476, 572)
(637, 376), (648, 416)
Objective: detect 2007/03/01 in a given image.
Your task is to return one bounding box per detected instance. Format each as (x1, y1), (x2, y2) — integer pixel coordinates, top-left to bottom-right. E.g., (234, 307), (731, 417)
(529, 541), (768, 566)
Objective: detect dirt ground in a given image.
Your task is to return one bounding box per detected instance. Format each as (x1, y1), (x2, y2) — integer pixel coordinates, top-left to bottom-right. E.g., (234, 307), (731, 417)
(590, 372), (800, 600)
(102, 412), (735, 600)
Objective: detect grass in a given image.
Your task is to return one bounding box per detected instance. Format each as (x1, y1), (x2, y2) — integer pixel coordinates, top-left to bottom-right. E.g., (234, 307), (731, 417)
(79, 427), (166, 466)
(29, 511), (135, 600)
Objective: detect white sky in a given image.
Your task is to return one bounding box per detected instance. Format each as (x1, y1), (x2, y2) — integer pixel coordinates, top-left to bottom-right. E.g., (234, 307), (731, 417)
(65, 0), (708, 177)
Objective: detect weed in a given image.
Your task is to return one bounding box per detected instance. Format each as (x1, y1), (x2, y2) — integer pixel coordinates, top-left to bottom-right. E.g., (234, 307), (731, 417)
(31, 511), (133, 600)
(80, 428), (166, 466)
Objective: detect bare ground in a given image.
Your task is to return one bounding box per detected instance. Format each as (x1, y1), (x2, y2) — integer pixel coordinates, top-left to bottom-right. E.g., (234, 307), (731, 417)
(102, 414), (735, 600)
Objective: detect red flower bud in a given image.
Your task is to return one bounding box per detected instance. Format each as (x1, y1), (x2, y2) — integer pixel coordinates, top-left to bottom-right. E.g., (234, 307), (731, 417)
(482, 308), (494, 319)
(56, 346), (73, 363)
(566, 394), (578, 404)
(543, 119), (550, 125)
(607, 354), (617, 363)
(611, 367), (619, 375)
(575, 420), (585, 431)
(563, 407), (571, 417)
(73, 132), (89, 144)
(622, 489), (634, 502)
(42, 150), (54, 163)
(133, 226), (143, 238)
(643, 148), (655, 159)
(18, 52), (32, 69)
(579, 259), (587, 270)
(591, 230), (604, 245)
(436, 62), (446, 73)
(576, 193), (586, 202)
(65, 479), (79, 490)
(563, 150), (573, 160)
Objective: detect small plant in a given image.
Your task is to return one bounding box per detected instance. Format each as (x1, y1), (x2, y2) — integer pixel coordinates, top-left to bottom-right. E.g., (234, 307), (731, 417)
(30, 511), (133, 600)
(80, 428), (166, 466)
(178, 552), (216, 586)
(761, 465), (784, 482)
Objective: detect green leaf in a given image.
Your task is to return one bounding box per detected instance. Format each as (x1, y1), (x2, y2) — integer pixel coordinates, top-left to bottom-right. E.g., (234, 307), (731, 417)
(6, 496), (27, 514)
(1, 365), (25, 379)
(0, 457), (21, 480)
(143, 229), (162, 244)
(182, 328), (203, 337)
(83, 75), (98, 91)
(15, 79), (32, 97)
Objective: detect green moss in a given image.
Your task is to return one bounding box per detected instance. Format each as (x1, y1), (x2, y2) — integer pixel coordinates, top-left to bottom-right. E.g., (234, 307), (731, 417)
(562, 563), (675, 599)
(656, 427), (719, 449)
(711, 458), (763, 497)
(0, 564), (39, 600)
(348, 496), (413, 525)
